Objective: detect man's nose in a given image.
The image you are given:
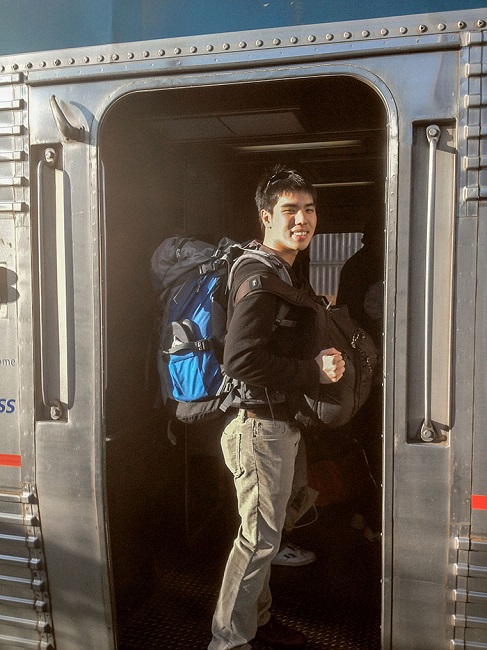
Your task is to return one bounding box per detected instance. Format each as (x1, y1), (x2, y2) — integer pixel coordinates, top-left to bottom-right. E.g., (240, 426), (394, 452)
(295, 209), (307, 224)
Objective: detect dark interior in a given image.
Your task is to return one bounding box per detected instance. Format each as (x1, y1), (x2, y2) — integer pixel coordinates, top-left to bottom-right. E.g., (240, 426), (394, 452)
(100, 74), (386, 649)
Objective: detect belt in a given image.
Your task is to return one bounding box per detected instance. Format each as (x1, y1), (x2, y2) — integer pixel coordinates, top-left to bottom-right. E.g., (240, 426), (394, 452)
(241, 405), (294, 422)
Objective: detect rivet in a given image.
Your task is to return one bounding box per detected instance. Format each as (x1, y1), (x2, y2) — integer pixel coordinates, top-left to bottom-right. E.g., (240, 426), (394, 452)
(344, 31), (352, 39)
(256, 40), (264, 47)
(418, 24), (427, 33)
(0, 66), (4, 73)
(12, 63), (18, 71)
(239, 41), (247, 48)
(83, 56), (90, 63)
(381, 28), (389, 36)
(40, 61), (46, 67)
(399, 26), (408, 34)
(111, 54), (119, 61)
(173, 47), (181, 54)
(420, 428), (435, 442)
(477, 19), (486, 28)
(142, 50), (150, 57)
(128, 52), (135, 59)
(157, 49), (165, 56)
(26, 62), (33, 69)
(290, 36), (298, 44)
(308, 35), (316, 42)
(458, 21), (466, 29)
(438, 23), (446, 31)
(188, 46), (195, 53)
(362, 30), (370, 37)
(273, 38), (281, 45)
(97, 55), (105, 62)
(68, 58), (75, 64)
(206, 44), (214, 51)
(54, 59), (61, 66)
(326, 33), (334, 41)
(223, 42), (230, 50)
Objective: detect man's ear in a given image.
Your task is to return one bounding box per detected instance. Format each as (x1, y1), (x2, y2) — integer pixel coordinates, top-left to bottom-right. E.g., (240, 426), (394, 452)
(261, 209), (272, 227)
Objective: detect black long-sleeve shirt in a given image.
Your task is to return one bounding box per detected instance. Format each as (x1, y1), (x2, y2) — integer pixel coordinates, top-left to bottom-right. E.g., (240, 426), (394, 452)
(224, 247), (320, 411)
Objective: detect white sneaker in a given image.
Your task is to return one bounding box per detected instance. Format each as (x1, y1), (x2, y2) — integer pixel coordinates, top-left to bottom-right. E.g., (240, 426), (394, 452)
(271, 542), (317, 567)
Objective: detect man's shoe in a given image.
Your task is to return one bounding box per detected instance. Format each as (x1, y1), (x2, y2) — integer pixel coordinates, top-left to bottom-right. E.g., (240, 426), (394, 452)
(255, 616), (306, 648)
(271, 543), (316, 567)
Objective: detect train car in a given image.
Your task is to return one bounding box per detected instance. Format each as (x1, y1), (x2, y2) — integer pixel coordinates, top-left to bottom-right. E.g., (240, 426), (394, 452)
(1, 2), (487, 648)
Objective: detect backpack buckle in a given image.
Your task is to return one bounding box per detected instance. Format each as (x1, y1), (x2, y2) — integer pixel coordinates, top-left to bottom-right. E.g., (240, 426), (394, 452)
(196, 339), (212, 351)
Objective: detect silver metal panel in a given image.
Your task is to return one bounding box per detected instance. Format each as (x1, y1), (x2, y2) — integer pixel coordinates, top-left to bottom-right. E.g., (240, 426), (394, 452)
(20, 32), (463, 650)
(452, 213), (483, 650)
(1, 9), (482, 80)
(33, 139), (116, 648)
(0, 215), (20, 488)
(386, 100), (456, 650)
(0, 9), (482, 649)
(449, 35), (486, 650)
(471, 185), (487, 536)
(0, 74), (22, 492)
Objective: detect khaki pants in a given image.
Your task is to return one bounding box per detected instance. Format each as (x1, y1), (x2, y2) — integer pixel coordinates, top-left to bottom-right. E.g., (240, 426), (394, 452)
(208, 410), (309, 650)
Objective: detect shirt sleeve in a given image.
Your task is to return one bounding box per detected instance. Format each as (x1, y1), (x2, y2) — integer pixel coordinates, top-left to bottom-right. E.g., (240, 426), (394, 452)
(223, 285), (320, 394)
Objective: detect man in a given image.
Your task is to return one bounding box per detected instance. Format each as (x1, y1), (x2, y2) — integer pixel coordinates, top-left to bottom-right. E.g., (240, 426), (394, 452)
(336, 218), (384, 350)
(208, 165), (345, 650)
(336, 218), (384, 542)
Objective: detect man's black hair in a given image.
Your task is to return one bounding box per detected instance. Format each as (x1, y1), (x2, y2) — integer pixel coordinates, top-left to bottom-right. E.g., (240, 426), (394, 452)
(255, 164), (317, 229)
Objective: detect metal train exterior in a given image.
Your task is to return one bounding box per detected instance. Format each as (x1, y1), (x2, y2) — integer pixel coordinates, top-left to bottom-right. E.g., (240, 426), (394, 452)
(1, 3), (487, 649)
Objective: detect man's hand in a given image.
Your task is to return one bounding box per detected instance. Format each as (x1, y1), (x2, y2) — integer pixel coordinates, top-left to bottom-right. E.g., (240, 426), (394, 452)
(315, 347), (345, 384)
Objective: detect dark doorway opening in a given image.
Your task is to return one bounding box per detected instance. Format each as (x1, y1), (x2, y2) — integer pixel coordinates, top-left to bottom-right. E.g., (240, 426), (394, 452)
(99, 73), (386, 649)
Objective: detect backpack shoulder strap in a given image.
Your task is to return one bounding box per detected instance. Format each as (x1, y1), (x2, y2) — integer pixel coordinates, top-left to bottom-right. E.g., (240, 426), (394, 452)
(229, 248), (319, 330)
(234, 272), (320, 335)
(233, 273), (292, 328)
(227, 248), (292, 290)
(235, 272), (319, 312)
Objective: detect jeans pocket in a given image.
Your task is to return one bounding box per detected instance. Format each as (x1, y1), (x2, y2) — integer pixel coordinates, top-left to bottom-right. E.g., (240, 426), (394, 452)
(254, 418), (298, 439)
(221, 429), (244, 479)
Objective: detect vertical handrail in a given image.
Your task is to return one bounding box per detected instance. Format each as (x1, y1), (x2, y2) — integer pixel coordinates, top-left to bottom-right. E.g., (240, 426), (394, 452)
(36, 153), (53, 411)
(419, 125), (441, 442)
(36, 148), (66, 420)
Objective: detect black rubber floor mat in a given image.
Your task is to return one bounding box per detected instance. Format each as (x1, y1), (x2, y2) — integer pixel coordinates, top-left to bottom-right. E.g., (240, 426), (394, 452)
(118, 503), (381, 649)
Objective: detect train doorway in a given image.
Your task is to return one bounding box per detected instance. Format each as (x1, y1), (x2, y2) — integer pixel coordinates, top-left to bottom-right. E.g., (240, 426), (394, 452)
(99, 73), (388, 649)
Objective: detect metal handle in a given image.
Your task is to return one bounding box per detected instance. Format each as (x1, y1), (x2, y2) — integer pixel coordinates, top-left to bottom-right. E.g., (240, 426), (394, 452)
(37, 152), (54, 410)
(50, 95), (85, 142)
(419, 125), (441, 442)
(37, 148), (69, 420)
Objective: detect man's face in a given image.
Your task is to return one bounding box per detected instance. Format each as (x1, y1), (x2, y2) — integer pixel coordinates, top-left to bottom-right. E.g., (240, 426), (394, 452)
(261, 190), (317, 264)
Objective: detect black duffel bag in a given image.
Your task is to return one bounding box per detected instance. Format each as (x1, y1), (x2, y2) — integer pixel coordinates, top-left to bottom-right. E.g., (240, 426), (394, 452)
(300, 298), (379, 430)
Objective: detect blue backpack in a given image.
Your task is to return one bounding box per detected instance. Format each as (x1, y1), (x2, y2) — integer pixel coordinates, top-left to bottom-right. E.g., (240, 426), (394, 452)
(150, 237), (292, 424)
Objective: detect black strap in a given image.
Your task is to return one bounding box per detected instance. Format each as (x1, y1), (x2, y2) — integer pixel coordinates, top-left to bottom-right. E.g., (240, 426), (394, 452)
(234, 272), (320, 334)
(165, 338), (214, 355)
(235, 272), (320, 312)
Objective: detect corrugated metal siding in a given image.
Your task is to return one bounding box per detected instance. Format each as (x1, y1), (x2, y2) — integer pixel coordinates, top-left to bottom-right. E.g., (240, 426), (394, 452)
(309, 232), (363, 300)
(0, 490), (54, 649)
